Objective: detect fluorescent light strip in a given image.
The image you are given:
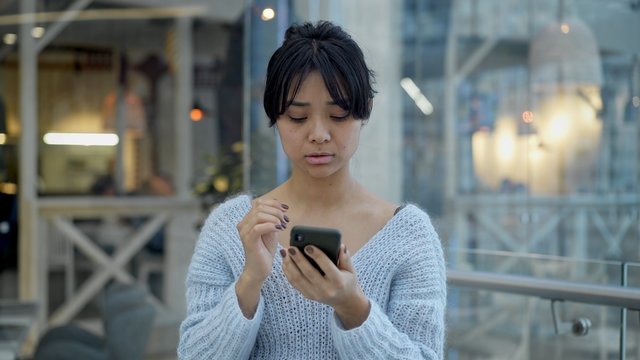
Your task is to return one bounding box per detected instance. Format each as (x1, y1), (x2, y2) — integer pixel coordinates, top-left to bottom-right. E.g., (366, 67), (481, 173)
(0, 133), (5, 145)
(43, 133), (119, 146)
(400, 77), (434, 115)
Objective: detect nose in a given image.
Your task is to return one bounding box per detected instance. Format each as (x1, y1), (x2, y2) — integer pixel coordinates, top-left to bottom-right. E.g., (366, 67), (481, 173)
(307, 118), (330, 144)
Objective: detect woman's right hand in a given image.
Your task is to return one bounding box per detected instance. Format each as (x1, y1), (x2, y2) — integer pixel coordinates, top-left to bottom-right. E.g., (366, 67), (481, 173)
(236, 198), (289, 284)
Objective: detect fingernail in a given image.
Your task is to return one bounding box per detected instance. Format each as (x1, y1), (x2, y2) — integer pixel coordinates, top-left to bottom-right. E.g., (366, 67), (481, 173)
(305, 246), (313, 254)
(275, 224), (283, 230)
(281, 222), (287, 229)
(282, 204), (289, 210)
(288, 247), (296, 256)
(283, 215), (290, 222)
(279, 249), (286, 258)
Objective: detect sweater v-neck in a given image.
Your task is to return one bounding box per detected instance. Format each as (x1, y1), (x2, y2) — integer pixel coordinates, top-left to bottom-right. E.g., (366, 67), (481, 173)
(238, 194), (409, 261)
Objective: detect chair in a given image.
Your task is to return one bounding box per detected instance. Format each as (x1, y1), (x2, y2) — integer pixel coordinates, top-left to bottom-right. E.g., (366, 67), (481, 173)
(33, 283), (156, 360)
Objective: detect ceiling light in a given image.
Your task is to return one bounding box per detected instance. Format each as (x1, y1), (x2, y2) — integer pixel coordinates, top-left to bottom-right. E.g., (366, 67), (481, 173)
(400, 77), (434, 115)
(31, 26), (45, 38)
(2, 33), (16, 45)
(261, 8), (275, 21)
(43, 133), (119, 146)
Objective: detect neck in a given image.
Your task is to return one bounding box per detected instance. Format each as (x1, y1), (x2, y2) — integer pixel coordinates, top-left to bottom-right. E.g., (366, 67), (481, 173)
(282, 168), (361, 211)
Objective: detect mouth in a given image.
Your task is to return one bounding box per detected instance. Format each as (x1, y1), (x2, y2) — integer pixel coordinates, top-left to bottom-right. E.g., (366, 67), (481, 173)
(305, 153), (334, 165)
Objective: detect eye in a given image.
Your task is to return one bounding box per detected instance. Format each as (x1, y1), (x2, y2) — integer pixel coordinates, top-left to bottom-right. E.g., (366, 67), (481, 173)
(287, 115), (307, 123)
(330, 113), (350, 121)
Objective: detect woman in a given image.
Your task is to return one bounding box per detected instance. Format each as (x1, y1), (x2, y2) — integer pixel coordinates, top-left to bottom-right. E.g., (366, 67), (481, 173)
(178, 21), (446, 359)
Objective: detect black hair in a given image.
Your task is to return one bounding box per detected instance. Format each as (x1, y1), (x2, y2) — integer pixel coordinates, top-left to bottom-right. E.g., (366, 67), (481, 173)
(263, 21), (376, 126)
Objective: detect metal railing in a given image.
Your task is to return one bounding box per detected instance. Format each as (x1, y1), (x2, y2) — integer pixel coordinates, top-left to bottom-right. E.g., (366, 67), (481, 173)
(448, 269), (640, 310)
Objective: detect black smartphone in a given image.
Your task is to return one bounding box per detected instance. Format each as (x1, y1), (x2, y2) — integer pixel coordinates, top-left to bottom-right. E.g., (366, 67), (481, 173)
(289, 225), (342, 275)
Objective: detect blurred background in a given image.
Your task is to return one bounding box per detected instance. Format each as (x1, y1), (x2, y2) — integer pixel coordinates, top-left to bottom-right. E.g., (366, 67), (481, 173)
(0, 0), (639, 359)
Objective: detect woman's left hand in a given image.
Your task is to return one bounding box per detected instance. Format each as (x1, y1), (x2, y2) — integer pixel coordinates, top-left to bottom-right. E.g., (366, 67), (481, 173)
(281, 244), (371, 329)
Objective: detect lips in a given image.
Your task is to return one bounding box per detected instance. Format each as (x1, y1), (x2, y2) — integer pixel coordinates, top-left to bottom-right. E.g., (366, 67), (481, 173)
(305, 152), (334, 165)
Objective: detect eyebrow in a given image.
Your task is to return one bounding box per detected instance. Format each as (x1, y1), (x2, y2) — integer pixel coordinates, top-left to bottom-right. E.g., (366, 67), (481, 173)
(289, 100), (339, 107)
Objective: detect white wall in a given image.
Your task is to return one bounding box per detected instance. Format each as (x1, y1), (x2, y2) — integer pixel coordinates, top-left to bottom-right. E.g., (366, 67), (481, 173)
(335, 0), (404, 203)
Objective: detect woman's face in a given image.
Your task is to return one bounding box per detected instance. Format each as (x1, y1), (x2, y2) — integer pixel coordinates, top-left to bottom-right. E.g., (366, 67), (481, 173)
(276, 71), (364, 180)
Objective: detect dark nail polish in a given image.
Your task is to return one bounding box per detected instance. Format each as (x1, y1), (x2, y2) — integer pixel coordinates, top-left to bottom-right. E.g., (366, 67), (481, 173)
(275, 224), (283, 230)
(279, 249), (286, 258)
(281, 222), (287, 229)
(282, 204), (289, 210)
(305, 246), (313, 254)
(283, 215), (290, 222)
(343, 246), (348, 254)
(288, 247), (296, 256)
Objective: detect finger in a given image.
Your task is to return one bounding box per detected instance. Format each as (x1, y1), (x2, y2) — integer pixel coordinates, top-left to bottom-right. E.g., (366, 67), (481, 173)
(287, 247), (324, 282)
(281, 250), (309, 287)
(254, 212), (288, 230)
(251, 201), (290, 227)
(248, 222), (285, 239)
(337, 244), (355, 273)
(252, 198), (290, 213)
(237, 213), (282, 238)
(303, 245), (338, 279)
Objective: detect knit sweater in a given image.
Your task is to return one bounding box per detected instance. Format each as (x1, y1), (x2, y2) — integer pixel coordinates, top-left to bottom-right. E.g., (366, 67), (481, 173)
(178, 194), (446, 359)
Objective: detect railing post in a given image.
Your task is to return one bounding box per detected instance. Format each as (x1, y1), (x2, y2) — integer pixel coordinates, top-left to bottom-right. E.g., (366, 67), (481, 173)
(619, 262), (628, 360)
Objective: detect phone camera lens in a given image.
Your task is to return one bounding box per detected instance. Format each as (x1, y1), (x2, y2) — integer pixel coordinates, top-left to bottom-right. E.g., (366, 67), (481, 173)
(295, 234), (303, 242)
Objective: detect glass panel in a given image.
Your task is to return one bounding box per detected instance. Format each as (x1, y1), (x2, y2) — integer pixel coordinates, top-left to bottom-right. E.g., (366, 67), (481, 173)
(447, 289), (635, 359)
(448, 254), (640, 359)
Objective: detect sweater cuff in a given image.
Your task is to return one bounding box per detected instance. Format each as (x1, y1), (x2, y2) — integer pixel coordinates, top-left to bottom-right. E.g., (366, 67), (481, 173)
(227, 279), (264, 322)
(331, 300), (388, 355)
(199, 279), (263, 358)
(331, 299), (381, 332)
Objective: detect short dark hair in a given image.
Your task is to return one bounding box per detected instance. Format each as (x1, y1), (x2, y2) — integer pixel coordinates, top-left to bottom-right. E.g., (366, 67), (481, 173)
(263, 21), (376, 126)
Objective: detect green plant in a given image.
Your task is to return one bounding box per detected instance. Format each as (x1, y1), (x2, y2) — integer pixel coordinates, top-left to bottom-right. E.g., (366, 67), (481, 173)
(193, 141), (243, 212)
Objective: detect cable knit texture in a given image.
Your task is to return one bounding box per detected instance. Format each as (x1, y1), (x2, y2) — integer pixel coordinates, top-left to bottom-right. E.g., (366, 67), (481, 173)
(178, 194), (446, 359)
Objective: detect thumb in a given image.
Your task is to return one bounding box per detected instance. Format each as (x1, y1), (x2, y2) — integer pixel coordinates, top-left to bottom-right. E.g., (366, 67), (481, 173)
(337, 244), (355, 272)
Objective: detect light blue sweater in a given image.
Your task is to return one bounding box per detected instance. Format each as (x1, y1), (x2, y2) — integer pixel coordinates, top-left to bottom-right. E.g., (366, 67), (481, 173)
(178, 195), (446, 359)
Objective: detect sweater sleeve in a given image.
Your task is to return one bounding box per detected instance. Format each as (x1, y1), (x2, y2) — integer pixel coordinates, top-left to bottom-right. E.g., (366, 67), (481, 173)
(330, 212), (447, 359)
(178, 200), (263, 360)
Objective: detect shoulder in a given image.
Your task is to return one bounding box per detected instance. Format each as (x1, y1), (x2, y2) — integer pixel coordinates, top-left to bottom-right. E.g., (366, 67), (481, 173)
(390, 204), (442, 252)
(389, 205), (446, 286)
(202, 194), (252, 228)
(393, 204), (435, 234)
(196, 194), (251, 248)
(189, 194), (251, 273)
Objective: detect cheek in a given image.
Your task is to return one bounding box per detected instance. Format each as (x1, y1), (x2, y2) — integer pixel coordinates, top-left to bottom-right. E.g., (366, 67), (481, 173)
(341, 130), (361, 152)
(278, 128), (301, 155)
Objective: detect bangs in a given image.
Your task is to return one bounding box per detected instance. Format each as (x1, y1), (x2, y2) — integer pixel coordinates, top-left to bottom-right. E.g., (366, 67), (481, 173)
(279, 59), (351, 114)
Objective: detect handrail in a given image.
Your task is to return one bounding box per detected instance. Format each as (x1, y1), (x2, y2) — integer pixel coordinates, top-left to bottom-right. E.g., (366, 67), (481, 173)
(448, 269), (640, 310)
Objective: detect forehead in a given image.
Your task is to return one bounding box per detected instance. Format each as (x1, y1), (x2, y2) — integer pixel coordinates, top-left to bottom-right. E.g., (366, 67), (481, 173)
(289, 72), (328, 97)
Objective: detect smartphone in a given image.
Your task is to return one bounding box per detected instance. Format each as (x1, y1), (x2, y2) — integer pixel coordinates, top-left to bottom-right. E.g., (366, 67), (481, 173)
(289, 225), (342, 275)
